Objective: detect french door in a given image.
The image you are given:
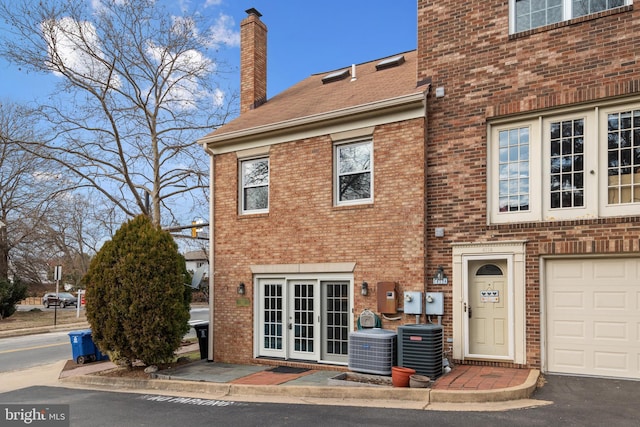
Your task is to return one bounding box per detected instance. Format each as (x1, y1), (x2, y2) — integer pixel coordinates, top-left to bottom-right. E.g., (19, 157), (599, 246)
(257, 278), (350, 363)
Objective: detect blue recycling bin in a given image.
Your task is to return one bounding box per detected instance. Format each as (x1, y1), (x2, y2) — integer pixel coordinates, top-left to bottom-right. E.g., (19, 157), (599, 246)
(68, 329), (95, 364)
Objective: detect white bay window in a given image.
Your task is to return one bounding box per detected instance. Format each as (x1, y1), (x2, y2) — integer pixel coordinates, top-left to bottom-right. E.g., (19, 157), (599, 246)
(490, 101), (640, 223)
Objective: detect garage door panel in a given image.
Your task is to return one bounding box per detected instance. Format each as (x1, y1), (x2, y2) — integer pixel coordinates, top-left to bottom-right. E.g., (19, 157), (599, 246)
(593, 321), (627, 340)
(594, 292), (629, 310)
(546, 258), (640, 380)
(552, 320), (585, 339)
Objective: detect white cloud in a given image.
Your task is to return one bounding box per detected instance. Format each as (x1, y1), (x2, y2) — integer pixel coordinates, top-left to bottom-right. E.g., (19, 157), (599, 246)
(208, 14), (240, 48)
(203, 0), (224, 7)
(146, 42), (215, 110)
(212, 88), (224, 107)
(42, 16), (121, 89)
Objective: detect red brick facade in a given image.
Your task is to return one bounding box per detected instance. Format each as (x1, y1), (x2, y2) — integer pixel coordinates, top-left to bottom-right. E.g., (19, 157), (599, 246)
(419, 1), (640, 369)
(205, 3), (640, 373)
(211, 119), (426, 363)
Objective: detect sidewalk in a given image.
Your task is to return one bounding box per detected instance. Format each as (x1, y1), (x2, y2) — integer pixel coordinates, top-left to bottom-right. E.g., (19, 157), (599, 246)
(0, 321), (542, 410)
(57, 350), (543, 410)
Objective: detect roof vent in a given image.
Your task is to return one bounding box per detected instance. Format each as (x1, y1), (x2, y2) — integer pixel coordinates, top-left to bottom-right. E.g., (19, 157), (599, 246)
(376, 55), (405, 71)
(322, 68), (350, 84)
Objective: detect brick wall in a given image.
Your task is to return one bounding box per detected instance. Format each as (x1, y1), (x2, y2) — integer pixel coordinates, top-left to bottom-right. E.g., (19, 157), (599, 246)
(418, 1), (640, 368)
(212, 118), (426, 363)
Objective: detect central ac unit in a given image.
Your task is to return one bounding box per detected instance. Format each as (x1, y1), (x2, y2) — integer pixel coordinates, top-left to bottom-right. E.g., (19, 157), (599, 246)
(348, 328), (397, 375)
(398, 324), (443, 379)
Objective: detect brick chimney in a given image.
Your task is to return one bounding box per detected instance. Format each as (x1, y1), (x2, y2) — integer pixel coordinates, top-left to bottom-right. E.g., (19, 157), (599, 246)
(240, 8), (267, 114)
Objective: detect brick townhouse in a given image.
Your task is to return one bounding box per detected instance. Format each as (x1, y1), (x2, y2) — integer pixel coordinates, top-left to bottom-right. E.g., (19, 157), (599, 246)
(200, 2), (640, 380)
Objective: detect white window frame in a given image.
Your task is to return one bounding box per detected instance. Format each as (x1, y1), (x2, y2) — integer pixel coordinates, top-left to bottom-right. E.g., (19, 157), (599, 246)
(240, 157), (269, 215)
(509, 0), (631, 34)
(541, 110), (598, 220)
(599, 102), (640, 216)
(334, 139), (374, 206)
(489, 101), (640, 223)
(490, 121), (541, 223)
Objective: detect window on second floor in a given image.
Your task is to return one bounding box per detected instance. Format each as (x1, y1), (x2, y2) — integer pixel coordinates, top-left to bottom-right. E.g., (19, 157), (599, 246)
(334, 140), (373, 206)
(489, 101), (640, 223)
(510, 0), (629, 33)
(240, 157), (269, 214)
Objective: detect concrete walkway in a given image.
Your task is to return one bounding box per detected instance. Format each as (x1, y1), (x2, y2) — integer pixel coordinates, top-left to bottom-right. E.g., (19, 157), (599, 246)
(52, 355), (545, 411)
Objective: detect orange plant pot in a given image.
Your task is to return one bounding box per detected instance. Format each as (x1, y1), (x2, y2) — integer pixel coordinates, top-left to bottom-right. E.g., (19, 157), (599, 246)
(391, 366), (416, 387)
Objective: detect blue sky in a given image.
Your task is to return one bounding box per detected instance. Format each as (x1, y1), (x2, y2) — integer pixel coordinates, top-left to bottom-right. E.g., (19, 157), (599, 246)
(0, 1), (417, 106)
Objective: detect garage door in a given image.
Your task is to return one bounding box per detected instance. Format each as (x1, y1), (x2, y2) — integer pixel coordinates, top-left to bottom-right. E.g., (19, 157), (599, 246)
(545, 258), (640, 380)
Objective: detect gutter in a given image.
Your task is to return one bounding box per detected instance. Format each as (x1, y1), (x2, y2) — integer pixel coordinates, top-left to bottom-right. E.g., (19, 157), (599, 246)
(198, 92), (426, 150)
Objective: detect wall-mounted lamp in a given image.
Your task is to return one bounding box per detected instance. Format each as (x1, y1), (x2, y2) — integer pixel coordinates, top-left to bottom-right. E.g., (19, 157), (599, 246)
(361, 281), (369, 296)
(237, 282), (245, 295)
(432, 266), (448, 285)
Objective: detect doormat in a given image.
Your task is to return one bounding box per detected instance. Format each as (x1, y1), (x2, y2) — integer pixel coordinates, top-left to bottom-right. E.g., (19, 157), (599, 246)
(268, 366), (310, 374)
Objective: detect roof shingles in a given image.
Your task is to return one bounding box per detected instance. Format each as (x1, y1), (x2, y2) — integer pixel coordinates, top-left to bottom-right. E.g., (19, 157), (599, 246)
(203, 50), (422, 141)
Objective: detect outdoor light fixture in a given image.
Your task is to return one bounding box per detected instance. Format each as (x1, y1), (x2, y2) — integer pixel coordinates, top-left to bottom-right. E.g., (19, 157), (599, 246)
(432, 266), (448, 285)
(237, 282), (245, 295)
(361, 281), (369, 296)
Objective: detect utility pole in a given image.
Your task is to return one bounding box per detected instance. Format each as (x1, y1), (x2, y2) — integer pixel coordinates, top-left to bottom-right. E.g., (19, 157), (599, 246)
(53, 265), (62, 326)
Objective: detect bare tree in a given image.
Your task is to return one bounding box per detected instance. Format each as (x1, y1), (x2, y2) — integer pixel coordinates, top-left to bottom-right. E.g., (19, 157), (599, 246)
(0, 100), (63, 283)
(0, 0), (237, 226)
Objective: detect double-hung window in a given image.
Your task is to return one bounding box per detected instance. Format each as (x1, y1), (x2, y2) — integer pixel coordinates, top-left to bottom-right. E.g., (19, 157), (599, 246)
(490, 101), (640, 223)
(335, 140), (373, 205)
(510, 0), (629, 33)
(240, 157), (269, 214)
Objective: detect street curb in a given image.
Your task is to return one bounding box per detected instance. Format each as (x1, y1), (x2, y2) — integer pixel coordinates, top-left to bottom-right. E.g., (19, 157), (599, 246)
(60, 369), (539, 403)
(60, 374), (431, 402)
(0, 322), (90, 339)
(429, 369), (540, 403)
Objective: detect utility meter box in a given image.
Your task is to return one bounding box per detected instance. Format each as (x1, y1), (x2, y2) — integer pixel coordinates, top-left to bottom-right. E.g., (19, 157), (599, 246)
(425, 292), (444, 316)
(377, 282), (397, 314)
(403, 291), (423, 315)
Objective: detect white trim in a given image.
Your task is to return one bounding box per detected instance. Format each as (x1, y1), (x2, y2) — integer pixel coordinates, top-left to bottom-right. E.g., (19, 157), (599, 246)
(462, 255), (515, 361)
(239, 157), (269, 215)
(334, 139), (374, 206)
(509, 0), (632, 34)
(488, 99), (640, 223)
(452, 241), (526, 365)
(253, 272), (355, 363)
(200, 93), (425, 155)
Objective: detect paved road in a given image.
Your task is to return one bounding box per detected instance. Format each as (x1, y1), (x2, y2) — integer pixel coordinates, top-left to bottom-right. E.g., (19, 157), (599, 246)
(0, 307), (209, 372)
(1, 377), (639, 427)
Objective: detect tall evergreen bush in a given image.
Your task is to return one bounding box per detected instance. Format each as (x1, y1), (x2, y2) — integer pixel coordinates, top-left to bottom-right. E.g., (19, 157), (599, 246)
(0, 277), (27, 320)
(84, 215), (190, 366)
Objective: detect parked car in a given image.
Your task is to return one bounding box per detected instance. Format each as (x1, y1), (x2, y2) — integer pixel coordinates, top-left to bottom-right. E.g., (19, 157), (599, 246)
(42, 292), (78, 308)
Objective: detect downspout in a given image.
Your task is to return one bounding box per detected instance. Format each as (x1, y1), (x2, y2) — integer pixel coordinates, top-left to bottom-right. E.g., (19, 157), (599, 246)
(203, 144), (215, 362)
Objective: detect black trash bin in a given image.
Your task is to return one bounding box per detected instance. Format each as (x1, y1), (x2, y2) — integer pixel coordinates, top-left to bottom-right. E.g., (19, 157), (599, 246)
(193, 322), (209, 360)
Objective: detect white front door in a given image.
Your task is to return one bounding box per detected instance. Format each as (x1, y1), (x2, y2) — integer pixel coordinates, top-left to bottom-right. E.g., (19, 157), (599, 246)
(466, 260), (510, 358)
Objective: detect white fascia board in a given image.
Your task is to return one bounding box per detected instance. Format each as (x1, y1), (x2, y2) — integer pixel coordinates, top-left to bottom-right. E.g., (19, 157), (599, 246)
(199, 92), (426, 155)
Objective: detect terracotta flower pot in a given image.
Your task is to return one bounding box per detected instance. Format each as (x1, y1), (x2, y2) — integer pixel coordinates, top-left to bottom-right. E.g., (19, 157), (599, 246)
(409, 374), (431, 388)
(391, 366), (416, 387)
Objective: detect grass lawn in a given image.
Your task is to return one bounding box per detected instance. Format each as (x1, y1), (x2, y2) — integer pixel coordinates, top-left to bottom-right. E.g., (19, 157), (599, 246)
(0, 308), (87, 331)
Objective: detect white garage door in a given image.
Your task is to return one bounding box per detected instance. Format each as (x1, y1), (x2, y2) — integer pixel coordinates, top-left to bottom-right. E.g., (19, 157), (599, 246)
(545, 258), (640, 380)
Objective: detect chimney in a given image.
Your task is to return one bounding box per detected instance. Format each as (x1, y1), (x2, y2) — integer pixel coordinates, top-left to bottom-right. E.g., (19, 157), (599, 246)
(240, 8), (267, 114)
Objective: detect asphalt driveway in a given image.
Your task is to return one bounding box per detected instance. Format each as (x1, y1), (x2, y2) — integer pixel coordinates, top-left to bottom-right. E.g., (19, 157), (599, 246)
(531, 373), (640, 424)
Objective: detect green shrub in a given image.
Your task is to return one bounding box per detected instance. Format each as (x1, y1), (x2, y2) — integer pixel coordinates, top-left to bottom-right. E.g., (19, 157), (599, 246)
(0, 277), (27, 320)
(83, 215), (190, 366)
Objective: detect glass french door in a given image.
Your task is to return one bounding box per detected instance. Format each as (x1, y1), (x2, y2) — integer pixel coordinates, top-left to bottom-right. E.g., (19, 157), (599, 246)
(288, 280), (319, 360)
(257, 278), (351, 363)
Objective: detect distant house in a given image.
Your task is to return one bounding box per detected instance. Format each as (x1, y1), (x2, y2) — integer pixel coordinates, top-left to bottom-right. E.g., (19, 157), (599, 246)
(200, 2), (640, 381)
(184, 250), (208, 288)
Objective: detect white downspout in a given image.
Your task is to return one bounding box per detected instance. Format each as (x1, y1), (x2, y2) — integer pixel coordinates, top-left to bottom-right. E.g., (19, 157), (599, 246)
(204, 146), (215, 362)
